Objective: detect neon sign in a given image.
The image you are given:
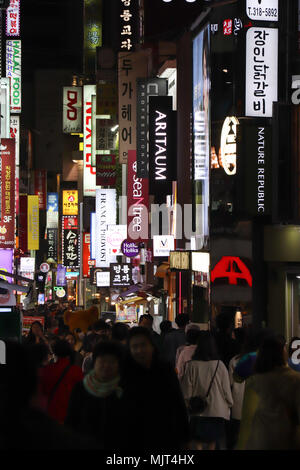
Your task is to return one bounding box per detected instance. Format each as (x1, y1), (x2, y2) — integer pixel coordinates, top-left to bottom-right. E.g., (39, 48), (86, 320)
(211, 257), (252, 287)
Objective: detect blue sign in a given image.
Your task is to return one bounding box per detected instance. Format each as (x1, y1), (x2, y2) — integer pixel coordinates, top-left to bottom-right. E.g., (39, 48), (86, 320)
(47, 193), (59, 212)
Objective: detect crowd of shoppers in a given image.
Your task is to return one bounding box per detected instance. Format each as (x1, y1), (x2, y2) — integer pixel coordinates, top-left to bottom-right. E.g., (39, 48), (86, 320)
(2, 304), (300, 450)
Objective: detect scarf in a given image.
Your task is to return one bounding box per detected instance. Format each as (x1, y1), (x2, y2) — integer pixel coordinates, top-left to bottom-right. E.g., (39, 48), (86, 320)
(83, 370), (123, 399)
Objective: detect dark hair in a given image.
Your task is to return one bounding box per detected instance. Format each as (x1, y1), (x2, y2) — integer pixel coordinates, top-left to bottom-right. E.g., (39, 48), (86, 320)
(27, 343), (49, 368)
(160, 320), (172, 335)
(92, 340), (124, 367)
(175, 314), (190, 329)
(128, 326), (156, 349)
(288, 337), (300, 358)
(233, 328), (248, 356)
(193, 331), (219, 361)
(254, 335), (286, 374)
(93, 320), (111, 332)
(112, 322), (130, 342)
(138, 314), (153, 324)
(65, 332), (76, 342)
(241, 327), (275, 355)
(186, 328), (202, 345)
(24, 321), (44, 345)
(52, 339), (74, 360)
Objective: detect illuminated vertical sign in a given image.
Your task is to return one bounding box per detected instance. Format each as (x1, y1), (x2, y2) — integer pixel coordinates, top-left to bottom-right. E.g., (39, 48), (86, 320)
(27, 195), (39, 251)
(46, 193), (58, 228)
(0, 248), (13, 282)
(245, 27), (278, 118)
(6, 40), (21, 113)
(19, 194), (27, 252)
(118, 50), (148, 164)
(149, 95), (176, 199)
(62, 190), (78, 216)
(10, 115), (19, 165)
(0, 78), (10, 138)
(34, 169), (47, 210)
(84, 0), (102, 75)
(63, 87), (82, 133)
(95, 189), (116, 267)
(47, 228), (58, 262)
(62, 216), (79, 269)
(6, 0), (20, 36)
(127, 150), (149, 242)
(193, 24), (210, 240)
(119, 0), (138, 51)
(83, 232), (96, 278)
(83, 84), (97, 196)
(0, 139), (15, 249)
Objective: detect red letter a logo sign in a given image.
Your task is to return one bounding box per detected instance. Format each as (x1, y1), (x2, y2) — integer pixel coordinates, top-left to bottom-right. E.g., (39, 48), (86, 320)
(211, 257), (252, 287)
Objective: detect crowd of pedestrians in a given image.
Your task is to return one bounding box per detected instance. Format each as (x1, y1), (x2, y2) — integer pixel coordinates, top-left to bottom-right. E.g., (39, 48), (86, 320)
(2, 305), (300, 450)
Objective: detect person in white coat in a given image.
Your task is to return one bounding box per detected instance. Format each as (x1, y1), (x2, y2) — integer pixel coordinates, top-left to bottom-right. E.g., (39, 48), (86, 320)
(180, 331), (233, 450)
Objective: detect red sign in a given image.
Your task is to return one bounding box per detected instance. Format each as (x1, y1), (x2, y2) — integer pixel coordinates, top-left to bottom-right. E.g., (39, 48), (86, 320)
(0, 139), (15, 249)
(223, 19), (233, 35)
(34, 169), (47, 210)
(19, 194), (28, 252)
(83, 232), (96, 278)
(211, 257), (252, 287)
(63, 216), (78, 230)
(22, 316), (45, 336)
(96, 154), (116, 186)
(127, 150), (149, 242)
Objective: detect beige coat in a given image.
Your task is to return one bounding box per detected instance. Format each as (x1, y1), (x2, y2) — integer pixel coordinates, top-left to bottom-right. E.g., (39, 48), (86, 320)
(180, 360), (233, 420)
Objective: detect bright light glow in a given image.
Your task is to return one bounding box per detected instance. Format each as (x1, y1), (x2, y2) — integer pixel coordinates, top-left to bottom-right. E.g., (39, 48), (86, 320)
(98, 115), (111, 119)
(111, 125), (119, 132)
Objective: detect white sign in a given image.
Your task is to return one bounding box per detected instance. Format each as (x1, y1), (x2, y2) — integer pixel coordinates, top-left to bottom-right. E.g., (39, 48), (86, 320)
(20, 257), (35, 273)
(192, 252), (210, 273)
(106, 224), (127, 263)
(10, 115), (20, 165)
(246, 0), (278, 22)
(90, 212), (96, 260)
(96, 271), (110, 287)
(40, 263), (50, 273)
(6, 40), (21, 113)
(153, 235), (175, 257)
(220, 117), (239, 176)
(6, 0), (20, 36)
(63, 87), (82, 133)
(0, 78), (10, 138)
(246, 27), (278, 118)
(83, 85), (97, 196)
(95, 189), (117, 267)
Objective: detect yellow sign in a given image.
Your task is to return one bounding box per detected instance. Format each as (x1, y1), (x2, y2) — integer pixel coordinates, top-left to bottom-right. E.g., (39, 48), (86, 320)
(170, 251), (190, 270)
(28, 195), (39, 251)
(63, 190), (78, 216)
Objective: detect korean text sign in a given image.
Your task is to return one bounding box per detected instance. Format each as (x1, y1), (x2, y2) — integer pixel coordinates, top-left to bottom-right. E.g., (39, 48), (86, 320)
(0, 139), (15, 249)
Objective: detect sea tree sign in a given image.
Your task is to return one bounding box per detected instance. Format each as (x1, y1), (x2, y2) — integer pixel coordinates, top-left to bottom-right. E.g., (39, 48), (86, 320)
(149, 95), (176, 199)
(6, 40), (21, 113)
(127, 150), (149, 242)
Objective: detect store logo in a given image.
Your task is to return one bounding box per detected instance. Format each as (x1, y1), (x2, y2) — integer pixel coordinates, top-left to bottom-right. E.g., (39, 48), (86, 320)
(291, 76), (300, 105)
(0, 340), (6, 364)
(211, 257), (252, 287)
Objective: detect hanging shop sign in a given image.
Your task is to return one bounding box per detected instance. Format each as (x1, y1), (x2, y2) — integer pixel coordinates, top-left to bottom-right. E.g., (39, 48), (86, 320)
(241, 122), (272, 216)
(191, 252), (210, 273)
(149, 95), (177, 199)
(0, 78), (10, 138)
(83, 84), (97, 196)
(106, 225), (127, 264)
(245, 27), (278, 118)
(27, 195), (39, 251)
(136, 78), (168, 178)
(127, 150), (149, 242)
(246, 0), (278, 22)
(55, 287), (66, 299)
(0, 248), (13, 283)
(119, 0), (139, 52)
(63, 87), (82, 133)
(6, 0), (20, 36)
(10, 115), (19, 166)
(90, 212), (96, 260)
(220, 117), (239, 176)
(118, 50), (148, 164)
(19, 194), (27, 252)
(20, 257), (35, 273)
(170, 251), (190, 270)
(110, 263), (133, 287)
(62, 190), (78, 216)
(96, 154), (116, 186)
(211, 256), (252, 287)
(96, 83), (118, 118)
(84, 0), (103, 75)
(153, 235), (175, 257)
(95, 189), (117, 268)
(96, 270), (110, 287)
(121, 240), (139, 258)
(0, 139), (15, 249)
(46, 193), (59, 229)
(95, 121), (116, 152)
(90, 267), (108, 286)
(40, 263), (50, 274)
(47, 228), (58, 262)
(6, 40), (21, 113)
(56, 264), (66, 287)
(62, 216), (79, 269)
(83, 232), (96, 278)
(34, 169), (47, 210)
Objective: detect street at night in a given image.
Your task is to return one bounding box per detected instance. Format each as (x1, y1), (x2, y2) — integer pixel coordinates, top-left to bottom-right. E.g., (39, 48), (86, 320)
(1, 0), (300, 457)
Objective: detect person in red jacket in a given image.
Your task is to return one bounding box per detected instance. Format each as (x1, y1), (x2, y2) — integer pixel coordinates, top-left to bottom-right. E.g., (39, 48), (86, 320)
(39, 339), (83, 424)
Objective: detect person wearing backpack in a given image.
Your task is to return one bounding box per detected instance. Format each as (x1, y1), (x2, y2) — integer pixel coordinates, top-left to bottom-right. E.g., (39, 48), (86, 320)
(180, 331), (233, 450)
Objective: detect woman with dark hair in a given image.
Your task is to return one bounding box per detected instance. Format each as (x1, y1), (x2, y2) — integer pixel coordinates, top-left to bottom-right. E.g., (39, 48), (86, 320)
(176, 328), (202, 380)
(65, 341), (126, 449)
(23, 321), (48, 346)
(237, 335), (300, 449)
(39, 339), (83, 424)
(180, 331), (233, 450)
(123, 327), (190, 450)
